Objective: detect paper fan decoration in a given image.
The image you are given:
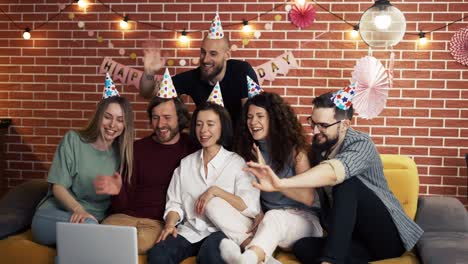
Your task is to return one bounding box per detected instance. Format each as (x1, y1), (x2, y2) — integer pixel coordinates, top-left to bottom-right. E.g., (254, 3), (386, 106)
(449, 27), (468, 66)
(351, 56), (389, 119)
(289, 3), (316, 29)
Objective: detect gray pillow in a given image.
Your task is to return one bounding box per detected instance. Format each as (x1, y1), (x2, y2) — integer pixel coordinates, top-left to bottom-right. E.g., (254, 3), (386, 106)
(416, 196), (468, 233)
(0, 180), (48, 239)
(417, 231), (468, 264)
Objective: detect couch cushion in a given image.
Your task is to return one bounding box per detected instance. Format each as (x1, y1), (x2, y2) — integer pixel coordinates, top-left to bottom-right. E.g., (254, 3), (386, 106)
(417, 231), (468, 264)
(0, 180), (48, 239)
(380, 155), (419, 220)
(416, 196), (468, 233)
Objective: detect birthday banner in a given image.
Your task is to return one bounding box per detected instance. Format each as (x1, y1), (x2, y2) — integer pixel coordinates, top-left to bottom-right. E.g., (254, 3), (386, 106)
(99, 51), (298, 89)
(99, 57), (162, 90)
(254, 51), (298, 84)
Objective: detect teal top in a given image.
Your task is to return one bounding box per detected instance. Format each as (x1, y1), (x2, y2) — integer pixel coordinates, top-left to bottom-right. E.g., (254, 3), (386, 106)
(38, 131), (119, 221)
(258, 140), (320, 214)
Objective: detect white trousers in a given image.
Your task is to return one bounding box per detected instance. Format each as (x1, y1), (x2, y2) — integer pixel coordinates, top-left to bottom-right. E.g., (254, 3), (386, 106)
(248, 208), (323, 257)
(205, 197), (323, 259)
(205, 197), (253, 245)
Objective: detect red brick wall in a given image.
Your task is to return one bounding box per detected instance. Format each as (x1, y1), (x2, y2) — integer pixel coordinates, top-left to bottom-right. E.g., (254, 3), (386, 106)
(0, 1), (467, 206)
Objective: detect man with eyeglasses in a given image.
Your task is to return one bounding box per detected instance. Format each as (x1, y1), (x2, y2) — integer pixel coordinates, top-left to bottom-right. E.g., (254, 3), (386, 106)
(246, 90), (423, 264)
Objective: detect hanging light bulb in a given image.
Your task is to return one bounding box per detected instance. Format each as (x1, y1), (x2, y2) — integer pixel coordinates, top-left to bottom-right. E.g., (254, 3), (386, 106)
(295, 0), (306, 7)
(23, 28), (31, 40)
(242, 20), (251, 33)
(179, 30), (189, 43)
(419, 32), (427, 45)
(359, 0), (406, 47)
(351, 25), (359, 38)
(77, 0), (87, 9)
(120, 16), (129, 29)
(374, 12), (391, 30)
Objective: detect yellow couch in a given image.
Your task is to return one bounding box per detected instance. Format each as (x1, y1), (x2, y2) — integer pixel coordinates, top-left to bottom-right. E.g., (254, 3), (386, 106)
(0, 154), (420, 264)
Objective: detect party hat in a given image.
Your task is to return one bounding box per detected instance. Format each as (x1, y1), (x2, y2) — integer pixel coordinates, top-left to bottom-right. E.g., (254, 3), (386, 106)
(103, 72), (120, 98)
(331, 83), (356, 110)
(156, 68), (178, 98)
(207, 82), (224, 107)
(247, 75), (263, 98)
(207, 13), (224, 39)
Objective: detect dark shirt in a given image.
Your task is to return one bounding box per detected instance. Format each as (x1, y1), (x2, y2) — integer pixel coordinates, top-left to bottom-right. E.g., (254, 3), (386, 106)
(173, 59), (258, 129)
(111, 133), (198, 221)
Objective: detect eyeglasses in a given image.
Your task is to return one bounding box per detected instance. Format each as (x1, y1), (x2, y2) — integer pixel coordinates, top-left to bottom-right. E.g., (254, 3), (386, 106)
(307, 116), (341, 131)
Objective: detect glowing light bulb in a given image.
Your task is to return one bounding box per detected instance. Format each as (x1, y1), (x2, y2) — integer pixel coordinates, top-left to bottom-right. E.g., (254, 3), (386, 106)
(77, 0), (87, 9)
(419, 32), (427, 45)
(296, 0), (306, 6)
(23, 28), (31, 40)
(351, 25), (359, 38)
(120, 16), (129, 29)
(242, 20), (251, 33)
(374, 14), (391, 30)
(179, 31), (189, 43)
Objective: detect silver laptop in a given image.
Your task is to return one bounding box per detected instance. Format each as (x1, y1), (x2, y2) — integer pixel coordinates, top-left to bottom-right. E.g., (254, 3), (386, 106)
(57, 222), (138, 264)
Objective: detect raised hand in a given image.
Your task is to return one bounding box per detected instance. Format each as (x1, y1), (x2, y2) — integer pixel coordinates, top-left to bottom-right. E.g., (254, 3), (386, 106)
(245, 161), (282, 192)
(251, 143), (266, 165)
(94, 172), (122, 195)
(142, 40), (165, 74)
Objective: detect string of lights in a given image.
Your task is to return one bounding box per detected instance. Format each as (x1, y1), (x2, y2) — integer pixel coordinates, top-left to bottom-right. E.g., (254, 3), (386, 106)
(0, 0), (466, 45)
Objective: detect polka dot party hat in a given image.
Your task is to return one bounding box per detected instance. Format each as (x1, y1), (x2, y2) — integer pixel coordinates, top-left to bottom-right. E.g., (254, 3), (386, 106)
(207, 81), (224, 107)
(331, 83), (356, 110)
(103, 72), (120, 99)
(247, 75), (263, 98)
(157, 68), (178, 98)
(208, 13), (224, 39)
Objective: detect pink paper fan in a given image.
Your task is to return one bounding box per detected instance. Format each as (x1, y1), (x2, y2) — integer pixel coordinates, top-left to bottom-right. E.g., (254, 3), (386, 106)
(351, 56), (389, 119)
(289, 3), (316, 29)
(449, 27), (468, 66)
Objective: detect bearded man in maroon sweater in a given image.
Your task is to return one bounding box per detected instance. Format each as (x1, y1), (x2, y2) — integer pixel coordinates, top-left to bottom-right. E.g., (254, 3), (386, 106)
(95, 96), (198, 253)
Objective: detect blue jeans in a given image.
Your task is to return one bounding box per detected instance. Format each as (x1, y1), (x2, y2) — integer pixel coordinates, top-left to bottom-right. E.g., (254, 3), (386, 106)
(31, 207), (98, 246)
(147, 231), (227, 264)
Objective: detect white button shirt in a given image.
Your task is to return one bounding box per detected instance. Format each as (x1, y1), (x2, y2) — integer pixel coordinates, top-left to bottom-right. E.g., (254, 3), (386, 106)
(164, 147), (260, 243)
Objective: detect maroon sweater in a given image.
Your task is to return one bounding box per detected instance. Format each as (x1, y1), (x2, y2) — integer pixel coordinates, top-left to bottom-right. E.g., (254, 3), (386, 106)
(111, 133), (198, 221)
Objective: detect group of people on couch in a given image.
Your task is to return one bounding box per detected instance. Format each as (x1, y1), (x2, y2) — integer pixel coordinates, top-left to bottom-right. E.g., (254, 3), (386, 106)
(29, 14), (423, 264)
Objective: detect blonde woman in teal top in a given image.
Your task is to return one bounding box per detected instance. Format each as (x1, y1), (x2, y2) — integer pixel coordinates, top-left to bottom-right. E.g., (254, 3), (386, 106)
(31, 95), (134, 246)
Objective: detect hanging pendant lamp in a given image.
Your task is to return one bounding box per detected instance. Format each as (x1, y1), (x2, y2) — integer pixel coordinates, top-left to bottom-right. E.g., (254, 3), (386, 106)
(359, 0), (406, 47)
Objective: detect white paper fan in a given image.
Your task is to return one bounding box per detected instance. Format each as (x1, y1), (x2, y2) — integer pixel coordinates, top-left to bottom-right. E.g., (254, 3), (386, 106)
(351, 56), (389, 119)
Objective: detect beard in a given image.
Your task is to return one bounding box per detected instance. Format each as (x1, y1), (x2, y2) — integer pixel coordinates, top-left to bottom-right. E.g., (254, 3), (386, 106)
(154, 126), (179, 144)
(200, 63), (224, 81)
(312, 133), (339, 153)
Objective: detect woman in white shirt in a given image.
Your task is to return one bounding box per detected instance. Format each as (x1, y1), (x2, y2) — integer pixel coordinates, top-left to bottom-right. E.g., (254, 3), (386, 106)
(147, 102), (260, 264)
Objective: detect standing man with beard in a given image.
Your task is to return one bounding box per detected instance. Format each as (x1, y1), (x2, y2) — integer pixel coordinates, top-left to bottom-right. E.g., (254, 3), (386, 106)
(245, 89), (423, 263)
(140, 14), (258, 129)
(95, 94), (198, 254)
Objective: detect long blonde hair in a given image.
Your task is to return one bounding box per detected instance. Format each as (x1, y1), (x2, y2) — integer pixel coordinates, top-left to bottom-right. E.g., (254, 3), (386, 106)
(77, 96), (134, 182)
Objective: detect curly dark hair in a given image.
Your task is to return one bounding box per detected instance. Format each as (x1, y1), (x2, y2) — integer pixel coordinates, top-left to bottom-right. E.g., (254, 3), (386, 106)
(235, 92), (309, 173)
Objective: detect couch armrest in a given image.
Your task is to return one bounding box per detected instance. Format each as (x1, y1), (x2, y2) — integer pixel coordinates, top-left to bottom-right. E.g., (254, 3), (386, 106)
(415, 196), (468, 233)
(0, 180), (49, 239)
